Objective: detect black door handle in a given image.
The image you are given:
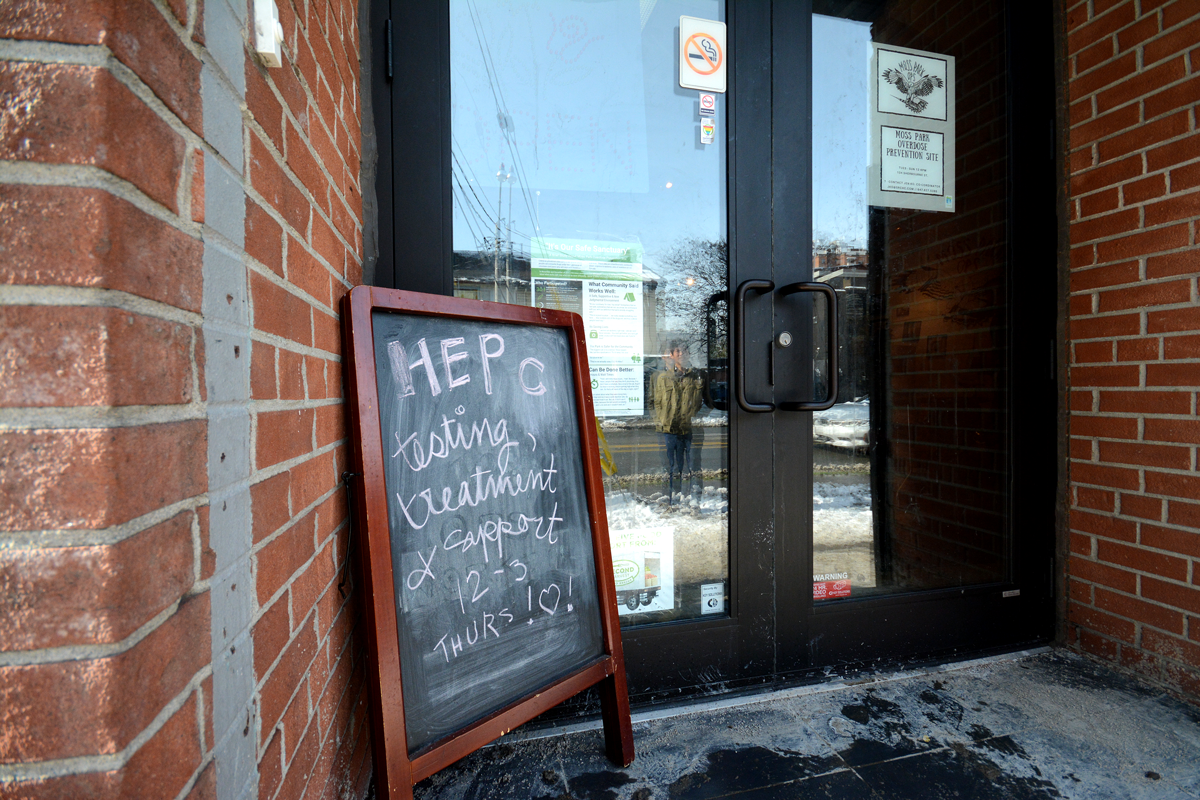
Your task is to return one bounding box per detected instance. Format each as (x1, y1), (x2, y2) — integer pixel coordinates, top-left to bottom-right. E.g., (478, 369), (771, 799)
(777, 282), (838, 412)
(735, 279), (774, 413)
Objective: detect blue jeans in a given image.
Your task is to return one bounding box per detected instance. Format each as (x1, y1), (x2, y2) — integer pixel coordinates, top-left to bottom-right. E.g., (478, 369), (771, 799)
(663, 433), (694, 502)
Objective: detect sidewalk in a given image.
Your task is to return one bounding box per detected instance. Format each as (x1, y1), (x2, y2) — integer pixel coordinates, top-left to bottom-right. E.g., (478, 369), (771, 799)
(407, 649), (1200, 799)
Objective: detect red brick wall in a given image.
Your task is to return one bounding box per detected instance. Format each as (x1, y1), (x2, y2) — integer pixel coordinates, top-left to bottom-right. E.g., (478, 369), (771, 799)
(0, 1), (371, 796)
(1066, 0), (1200, 701)
(246, 2), (369, 798)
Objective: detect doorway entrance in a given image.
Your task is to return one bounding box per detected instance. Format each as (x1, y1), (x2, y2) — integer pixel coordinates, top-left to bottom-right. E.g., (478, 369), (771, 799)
(370, 0), (1056, 704)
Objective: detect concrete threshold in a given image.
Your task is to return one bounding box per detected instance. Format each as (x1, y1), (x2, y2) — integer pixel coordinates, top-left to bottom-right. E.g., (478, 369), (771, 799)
(503, 647), (1056, 745)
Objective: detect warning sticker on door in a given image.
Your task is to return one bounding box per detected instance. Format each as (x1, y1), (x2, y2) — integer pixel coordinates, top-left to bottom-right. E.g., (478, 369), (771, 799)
(813, 572), (852, 600)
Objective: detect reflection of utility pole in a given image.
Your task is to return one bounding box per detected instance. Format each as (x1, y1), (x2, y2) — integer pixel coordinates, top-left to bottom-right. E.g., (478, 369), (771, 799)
(505, 178), (513, 304)
(493, 163), (510, 303)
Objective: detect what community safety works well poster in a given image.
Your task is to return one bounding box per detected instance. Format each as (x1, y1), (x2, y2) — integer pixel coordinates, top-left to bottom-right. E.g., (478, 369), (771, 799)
(530, 238), (645, 417)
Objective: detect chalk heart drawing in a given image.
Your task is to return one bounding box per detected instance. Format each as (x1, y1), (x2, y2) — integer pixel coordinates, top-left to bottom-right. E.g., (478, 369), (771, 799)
(539, 584), (561, 615)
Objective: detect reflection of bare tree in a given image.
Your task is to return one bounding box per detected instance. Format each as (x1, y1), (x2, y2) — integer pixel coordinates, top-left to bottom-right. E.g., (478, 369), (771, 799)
(655, 238), (729, 358)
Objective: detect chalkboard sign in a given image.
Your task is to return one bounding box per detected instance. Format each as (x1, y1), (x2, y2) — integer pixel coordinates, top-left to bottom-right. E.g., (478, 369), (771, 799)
(342, 287), (634, 797)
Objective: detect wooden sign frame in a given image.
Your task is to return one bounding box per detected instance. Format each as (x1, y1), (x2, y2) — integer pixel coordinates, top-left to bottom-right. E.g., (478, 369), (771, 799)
(341, 286), (634, 798)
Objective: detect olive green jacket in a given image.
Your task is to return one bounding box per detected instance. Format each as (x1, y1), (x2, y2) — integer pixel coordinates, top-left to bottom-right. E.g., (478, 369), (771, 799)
(653, 367), (703, 435)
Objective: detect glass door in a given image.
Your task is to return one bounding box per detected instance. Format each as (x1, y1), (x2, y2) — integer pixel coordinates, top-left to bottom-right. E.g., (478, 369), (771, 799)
(784, 0), (1056, 672)
(373, 0), (1055, 702)
(446, 0), (783, 699)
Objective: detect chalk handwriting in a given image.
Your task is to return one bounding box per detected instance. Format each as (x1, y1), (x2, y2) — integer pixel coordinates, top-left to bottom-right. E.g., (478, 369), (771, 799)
(396, 454), (559, 530)
(405, 547), (436, 590)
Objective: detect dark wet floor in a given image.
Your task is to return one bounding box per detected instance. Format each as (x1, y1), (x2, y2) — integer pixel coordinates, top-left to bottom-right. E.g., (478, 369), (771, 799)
(400, 650), (1200, 799)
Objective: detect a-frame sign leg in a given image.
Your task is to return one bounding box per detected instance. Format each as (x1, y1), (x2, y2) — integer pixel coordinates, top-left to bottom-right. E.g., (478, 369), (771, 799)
(598, 668), (635, 767)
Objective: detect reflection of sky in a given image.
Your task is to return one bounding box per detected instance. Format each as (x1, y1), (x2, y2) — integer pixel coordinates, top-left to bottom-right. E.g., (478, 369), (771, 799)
(450, 0), (725, 272)
(812, 14), (871, 248)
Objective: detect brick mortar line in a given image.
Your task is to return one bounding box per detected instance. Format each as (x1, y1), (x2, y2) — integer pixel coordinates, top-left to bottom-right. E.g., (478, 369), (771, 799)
(1065, 441), (1195, 453)
(1069, 282), (1200, 297)
(174, 755), (216, 800)
(1072, 188), (1200, 221)
(1068, 304), (1199, 321)
(276, 610), (357, 798)
(1069, 482), (1199, 497)
(1065, 2), (1161, 49)
(1070, 546), (1197, 568)
(311, 592), (357, 702)
(251, 400), (345, 416)
(247, 325), (345, 361)
(1068, 580), (1200, 618)
(285, 230), (356, 298)
(239, 292), (348, 358)
(1070, 155), (1200, 198)
(294, 7), (354, 99)
(103, 48), (207, 147)
(278, 640), (363, 800)
(1068, 523), (1200, 542)
(1069, 58), (1200, 119)
(249, 481), (347, 569)
(244, 71), (360, 213)
(1066, 216), (1197, 248)
(0, 665), (213, 782)
(0, 589), (197, 667)
(0, 496), (207, 549)
(254, 612), (325, 760)
(1069, 9), (1200, 74)
(1071, 366), (1200, 371)
(1069, 416), (1200, 425)
(0, 284), (203, 323)
(245, 252), (341, 318)
(241, 211), (355, 313)
(0, 403), (207, 431)
(243, 137), (361, 266)
(0, 162), (202, 240)
(247, 68), (354, 206)
(1067, 116), (1196, 158)
(0, 39), (109, 65)
(245, 453), (346, 508)
(1068, 616), (1197, 657)
(253, 544), (351, 738)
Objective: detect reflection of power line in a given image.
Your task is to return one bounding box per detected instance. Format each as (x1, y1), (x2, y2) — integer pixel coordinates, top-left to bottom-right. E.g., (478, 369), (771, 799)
(452, 148), (535, 244)
(453, 191), (484, 249)
(465, 0), (540, 242)
(452, 181), (486, 247)
(451, 150), (496, 226)
(452, 140), (497, 218)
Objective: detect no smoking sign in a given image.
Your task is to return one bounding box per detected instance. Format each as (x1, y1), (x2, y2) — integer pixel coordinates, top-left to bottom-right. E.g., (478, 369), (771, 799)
(679, 16), (726, 93)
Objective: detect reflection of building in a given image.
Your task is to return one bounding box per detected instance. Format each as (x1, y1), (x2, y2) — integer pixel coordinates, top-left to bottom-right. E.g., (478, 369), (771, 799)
(815, 265), (870, 403)
(451, 245), (532, 304)
(812, 245), (869, 272)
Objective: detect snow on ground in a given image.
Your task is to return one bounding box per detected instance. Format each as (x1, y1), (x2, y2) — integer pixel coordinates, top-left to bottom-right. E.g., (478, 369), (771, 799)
(600, 410), (729, 430)
(601, 480), (874, 587)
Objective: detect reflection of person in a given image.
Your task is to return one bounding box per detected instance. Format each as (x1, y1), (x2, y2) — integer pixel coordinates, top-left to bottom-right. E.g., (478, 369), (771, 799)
(654, 341), (703, 504)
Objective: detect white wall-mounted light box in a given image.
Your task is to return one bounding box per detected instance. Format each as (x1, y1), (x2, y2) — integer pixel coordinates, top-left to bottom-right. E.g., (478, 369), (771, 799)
(254, 0), (285, 67)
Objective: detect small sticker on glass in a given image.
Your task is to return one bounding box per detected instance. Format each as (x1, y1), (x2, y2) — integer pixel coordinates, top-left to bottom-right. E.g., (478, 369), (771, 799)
(700, 582), (725, 614)
(701, 117), (715, 145)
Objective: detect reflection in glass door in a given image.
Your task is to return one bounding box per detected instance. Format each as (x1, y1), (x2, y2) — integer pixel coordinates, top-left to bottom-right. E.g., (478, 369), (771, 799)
(449, 0), (731, 627)
(810, 5), (1011, 602)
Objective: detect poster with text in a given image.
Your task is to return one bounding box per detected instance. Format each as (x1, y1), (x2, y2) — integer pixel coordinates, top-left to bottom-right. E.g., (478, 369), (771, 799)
(531, 238), (644, 416)
(869, 43), (956, 213)
(610, 526), (675, 616)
